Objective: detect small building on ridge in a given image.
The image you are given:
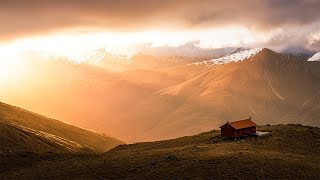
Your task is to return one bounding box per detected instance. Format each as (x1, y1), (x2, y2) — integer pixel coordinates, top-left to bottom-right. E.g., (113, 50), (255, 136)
(220, 118), (257, 138)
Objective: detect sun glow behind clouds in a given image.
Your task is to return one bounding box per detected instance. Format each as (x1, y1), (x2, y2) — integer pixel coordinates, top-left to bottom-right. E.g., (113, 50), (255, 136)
(0, 26), (266, 85)
(0, 26), (269, 89)
(0, 26), (266, 62)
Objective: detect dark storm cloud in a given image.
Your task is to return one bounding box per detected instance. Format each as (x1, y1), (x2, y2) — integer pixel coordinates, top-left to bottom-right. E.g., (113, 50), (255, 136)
(0, 0), (320, 44)
(0, 0), (186, 40)
(185, 0), (320, 30)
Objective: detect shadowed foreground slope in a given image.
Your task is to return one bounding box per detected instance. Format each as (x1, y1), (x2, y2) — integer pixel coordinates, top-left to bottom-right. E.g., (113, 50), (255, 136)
(1, 124), (319, 179)
(0, 102), (123, 154)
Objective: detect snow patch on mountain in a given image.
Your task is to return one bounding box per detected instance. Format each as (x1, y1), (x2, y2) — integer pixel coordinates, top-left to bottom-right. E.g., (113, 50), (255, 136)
(192, 48), (263, 66)
(308, 52), (320, 61)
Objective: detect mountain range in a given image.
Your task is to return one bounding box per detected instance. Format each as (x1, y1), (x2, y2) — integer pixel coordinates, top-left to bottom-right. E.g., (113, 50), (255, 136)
(1, 48), (320, 142)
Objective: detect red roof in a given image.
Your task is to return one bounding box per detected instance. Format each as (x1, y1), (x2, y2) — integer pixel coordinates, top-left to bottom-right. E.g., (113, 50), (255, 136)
(220, 119), (257, 130)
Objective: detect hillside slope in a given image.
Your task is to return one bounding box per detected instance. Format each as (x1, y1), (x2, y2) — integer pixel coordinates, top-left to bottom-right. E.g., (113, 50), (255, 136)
(0, 121), (90, 154)
(0, 102), (123, 153)
(138, 48), (320, 140)
(1, 124), (319, 179)
(282, 91), (320, 126)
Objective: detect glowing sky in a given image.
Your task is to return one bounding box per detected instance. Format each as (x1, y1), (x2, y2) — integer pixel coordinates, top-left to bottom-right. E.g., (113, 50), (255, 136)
(0, 0), (320, 63)
(0, 27), (270, 62)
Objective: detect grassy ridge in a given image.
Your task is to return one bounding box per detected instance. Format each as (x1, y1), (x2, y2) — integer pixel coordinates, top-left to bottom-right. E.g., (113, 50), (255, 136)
(1, 124), (319, 179)
(0, 101), (123, 153)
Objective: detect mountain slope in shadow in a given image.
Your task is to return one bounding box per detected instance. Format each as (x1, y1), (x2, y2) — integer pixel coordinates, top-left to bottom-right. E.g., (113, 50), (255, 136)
(0, 102), (123, 154)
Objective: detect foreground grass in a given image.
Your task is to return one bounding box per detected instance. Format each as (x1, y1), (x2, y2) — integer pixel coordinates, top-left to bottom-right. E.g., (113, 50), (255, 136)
(1, 124), (319, 179)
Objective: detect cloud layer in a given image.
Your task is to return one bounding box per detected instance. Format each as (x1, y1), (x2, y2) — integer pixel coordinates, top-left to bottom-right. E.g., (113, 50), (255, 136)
(1, 0), (320, 51)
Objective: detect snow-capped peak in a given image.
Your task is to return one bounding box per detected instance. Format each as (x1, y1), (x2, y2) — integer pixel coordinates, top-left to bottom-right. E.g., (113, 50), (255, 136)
(192, 48), (263, 66)
(308, 52), (320, 61)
